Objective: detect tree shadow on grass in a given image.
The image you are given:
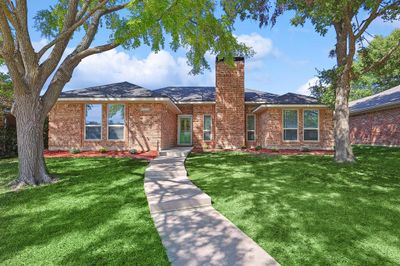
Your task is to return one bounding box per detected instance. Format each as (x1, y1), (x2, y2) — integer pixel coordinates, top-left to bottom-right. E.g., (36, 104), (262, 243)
(186, 146), (400, 265)
(0, 157), (169, 265)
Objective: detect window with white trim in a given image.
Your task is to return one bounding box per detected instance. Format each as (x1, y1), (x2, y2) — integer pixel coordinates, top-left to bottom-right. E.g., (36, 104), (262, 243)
(85, 104), (102, 140)
(107, 104), (125, 140)
(247, 114), (256, 141)
(203, 115), (212, 141)
(304, 110), (319, 141)
(283, 110), (298, 141)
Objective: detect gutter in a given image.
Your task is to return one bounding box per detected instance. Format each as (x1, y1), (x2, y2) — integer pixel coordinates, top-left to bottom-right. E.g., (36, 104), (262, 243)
(253, 104), (329, 113)
(57, 97), (182, 114)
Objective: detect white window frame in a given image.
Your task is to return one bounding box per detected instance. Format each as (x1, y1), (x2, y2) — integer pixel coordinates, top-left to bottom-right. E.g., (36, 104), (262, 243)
(203, 114), (212, 141)
(282, 109), (299, 142)
(107, 104), (125, 141)
(84, 104), (102, 141)
(303, 109), (319, 142)
(246, 114), (256, 141)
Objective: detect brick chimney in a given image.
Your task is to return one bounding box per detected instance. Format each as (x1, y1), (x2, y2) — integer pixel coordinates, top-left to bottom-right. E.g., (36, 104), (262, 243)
(215, 57), (245, 149)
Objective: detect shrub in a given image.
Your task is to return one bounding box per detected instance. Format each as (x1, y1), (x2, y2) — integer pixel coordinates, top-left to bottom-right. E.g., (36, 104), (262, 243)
(255, 145), (262, 151)
(99, 147), (107, 153)
(241, 146), (247, 150)
(129, 148), (138, 154)
(0, 127), (17, 157)
(271, 147), (279, 152)
(69, 148), (81, 154)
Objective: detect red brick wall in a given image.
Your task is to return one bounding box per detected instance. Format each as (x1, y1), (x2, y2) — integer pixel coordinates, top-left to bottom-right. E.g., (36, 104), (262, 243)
(193, 105), (216, 149)
(256, 107), (334, 149)
(49, 103), (83, 149)
(161, 108), (177, 149)
(350, 107), (400, 146)
(215, 58), (245, 148)
(48, 102), (174, 151)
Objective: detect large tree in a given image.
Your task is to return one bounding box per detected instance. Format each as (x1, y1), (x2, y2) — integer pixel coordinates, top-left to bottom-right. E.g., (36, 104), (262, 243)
(236, 0), (400, 162)
(311, 28), (400, 106)
(0, 0), (250, 187)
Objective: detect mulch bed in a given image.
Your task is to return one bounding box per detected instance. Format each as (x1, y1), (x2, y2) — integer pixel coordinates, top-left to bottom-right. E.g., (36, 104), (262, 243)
(44, 150), (158, 161)
(246, 148), (334, 156)
(193, 148), (334, 156)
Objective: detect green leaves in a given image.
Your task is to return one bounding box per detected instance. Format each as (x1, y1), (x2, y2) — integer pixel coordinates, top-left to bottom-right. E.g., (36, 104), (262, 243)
(34, 0), (252, 74)
(353, 29), (400, 93)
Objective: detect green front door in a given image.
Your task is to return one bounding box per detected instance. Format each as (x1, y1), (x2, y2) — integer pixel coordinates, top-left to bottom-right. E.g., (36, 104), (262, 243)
(178, 116), (192, 145)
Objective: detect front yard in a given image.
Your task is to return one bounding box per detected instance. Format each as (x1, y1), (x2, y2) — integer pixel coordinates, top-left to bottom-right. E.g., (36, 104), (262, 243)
(0, 157), (168, 265)
(186, 146), (400, 265)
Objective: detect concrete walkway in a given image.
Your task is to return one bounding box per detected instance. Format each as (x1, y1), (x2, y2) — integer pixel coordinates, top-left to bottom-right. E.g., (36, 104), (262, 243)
(144, 147), (279, 266)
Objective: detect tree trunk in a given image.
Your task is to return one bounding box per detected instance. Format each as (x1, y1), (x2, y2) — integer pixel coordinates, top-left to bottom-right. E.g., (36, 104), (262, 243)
(11, 96), (53, 187)
(334, 72), (355, 163)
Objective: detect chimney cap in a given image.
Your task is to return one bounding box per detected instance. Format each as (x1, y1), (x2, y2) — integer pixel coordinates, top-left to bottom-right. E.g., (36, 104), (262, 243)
(216, 56), (244, 62)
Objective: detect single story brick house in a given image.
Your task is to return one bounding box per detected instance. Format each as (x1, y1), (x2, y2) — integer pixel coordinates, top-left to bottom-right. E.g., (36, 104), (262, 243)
(49, 57), (334, 151)
(349, 85), (400, 147)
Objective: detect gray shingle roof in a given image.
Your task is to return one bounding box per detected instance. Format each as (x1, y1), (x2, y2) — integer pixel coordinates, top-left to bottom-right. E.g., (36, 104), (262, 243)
(60, 82), (163, 98)
(274, 93), (319, 104)
(349, 85), (400, 114)
(154, 87), (216, 102)
(60, 82), (321, 105)
(155, 86), (318, 104)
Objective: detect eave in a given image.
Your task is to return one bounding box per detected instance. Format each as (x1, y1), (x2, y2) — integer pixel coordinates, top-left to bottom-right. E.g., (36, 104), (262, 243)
(57, 97), (182, 114)
(253, 104), (329, 113)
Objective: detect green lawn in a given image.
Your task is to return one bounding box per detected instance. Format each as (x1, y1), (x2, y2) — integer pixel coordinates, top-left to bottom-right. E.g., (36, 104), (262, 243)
(186, 146), (400, 266)
(0, 157), (169, 265)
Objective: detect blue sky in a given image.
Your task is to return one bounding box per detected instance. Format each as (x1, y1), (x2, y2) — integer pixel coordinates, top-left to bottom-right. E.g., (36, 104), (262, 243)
(21, 1), (400, 95)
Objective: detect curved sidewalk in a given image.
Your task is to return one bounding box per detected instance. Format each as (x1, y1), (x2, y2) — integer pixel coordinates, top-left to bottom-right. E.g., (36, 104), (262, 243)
(144, 147), (279, 266)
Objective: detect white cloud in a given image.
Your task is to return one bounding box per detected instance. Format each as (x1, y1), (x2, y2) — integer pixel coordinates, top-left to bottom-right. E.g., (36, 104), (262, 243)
(33, 33), (278, 91)
(66, 49), (215, 90)
(297, 77), (319, 96)
(236, 33), (277, 70)
(236, 33), (275, 59)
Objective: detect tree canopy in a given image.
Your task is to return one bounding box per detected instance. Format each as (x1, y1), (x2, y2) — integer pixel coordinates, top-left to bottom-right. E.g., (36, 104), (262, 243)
(311, 29), (400, 106)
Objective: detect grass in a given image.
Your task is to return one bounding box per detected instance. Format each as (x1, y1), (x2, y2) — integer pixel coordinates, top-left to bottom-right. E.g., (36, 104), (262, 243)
(0, 157), (169, 265)
(186, 146), (400, 265)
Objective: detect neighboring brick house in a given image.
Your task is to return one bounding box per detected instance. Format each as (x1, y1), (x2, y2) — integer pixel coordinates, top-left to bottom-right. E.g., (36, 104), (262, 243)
(349, 85), (400, 146)
(49, 57), (334, 151)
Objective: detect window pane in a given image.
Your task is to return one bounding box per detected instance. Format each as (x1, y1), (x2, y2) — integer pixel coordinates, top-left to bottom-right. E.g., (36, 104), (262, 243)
(247, 115), (255, 131)
(304, 110), (318, 128)
(284, 129), (297, 141)
(85, 104), (102, 125)
(247, 131), (255, 141)
(284, 110), (298, 128)
(204, 131), (211, 141)
(108, 126), (124, 140)
(204, 115), (212, 131)
(108, 104), (124, 125)
(304, 129), (318, 141)
(86, 126), (101, 139)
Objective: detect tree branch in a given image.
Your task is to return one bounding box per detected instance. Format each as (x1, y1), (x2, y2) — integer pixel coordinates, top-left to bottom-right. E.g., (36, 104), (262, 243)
(37, 0), (111, 59)
(41, 41), (118, 113)
(13, 0), (38, 82)
(354, 0), (400, 40)
(357, 40), (400, 78)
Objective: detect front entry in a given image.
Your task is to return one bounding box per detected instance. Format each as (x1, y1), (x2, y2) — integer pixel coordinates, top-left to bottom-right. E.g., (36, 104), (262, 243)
(178, 115), (192, 145)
